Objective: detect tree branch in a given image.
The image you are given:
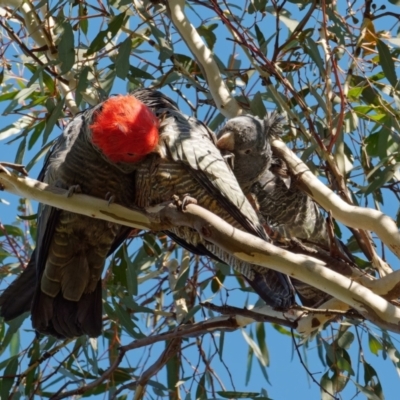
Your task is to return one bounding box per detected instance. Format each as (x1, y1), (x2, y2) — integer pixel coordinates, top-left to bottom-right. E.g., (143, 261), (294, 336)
(171, 203), (400, 333)
(200, 302), (297, 328)
(133, 338), (181, 400)
(2, 162), (400, 333)
(51, 318), (251, 399)
(165, 0), (241, 118)
(0, 164), (160, 231)
(271, 139), (400, 260)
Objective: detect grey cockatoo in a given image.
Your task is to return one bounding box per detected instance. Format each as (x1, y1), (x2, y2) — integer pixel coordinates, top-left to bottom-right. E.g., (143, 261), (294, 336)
(0, 92), (295, 340)
(217, 113), (352, 306)
(216, 115), (276, 193)
(217, 113), (330, 246)
(130, 89), (295, 309)
(0, 95), (159, 338)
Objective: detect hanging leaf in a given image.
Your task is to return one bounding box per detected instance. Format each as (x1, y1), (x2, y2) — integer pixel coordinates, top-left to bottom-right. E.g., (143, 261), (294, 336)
(0, 357), (18, 399)
(254, 24), (267, 55)
(196, 24), (218, 51)
(250, 91), (267, 118)
(304, 37), (325, 75)
(362, 163), (400, 196)
(79, 3), (88, 35)
(86, 13), (127, 56)
(42, 97), (65, 144)
(368, 334), (383, 356)
(248, 0), (268, 13)
(320, 371), (334, 400)
(75, 66), (91, 107)
(115, 38), (132, 79)
(58, 22), (75, 74)
(377, 39), (398, 88)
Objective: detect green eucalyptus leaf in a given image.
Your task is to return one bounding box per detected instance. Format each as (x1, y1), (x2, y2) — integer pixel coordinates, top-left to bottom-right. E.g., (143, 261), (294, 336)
(377, 39), (398, 88)
(86, 13), (127, 56)
(196, 24), (217, 51)
(0, 356), (18, 399)
(58, 22), (75, 74)
(250, 91), (267, 118)
(43, 97), (65, 144)
(304, 37), (325, 75)
(75, 66), (91, 106)
(115, 38), (132, 79)
(320, 371), (334, 400)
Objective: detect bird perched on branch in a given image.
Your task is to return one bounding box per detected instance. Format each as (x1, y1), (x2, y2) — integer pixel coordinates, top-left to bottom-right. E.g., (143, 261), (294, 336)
(0, 92), (295, 339)
(217, 113), (332, 247)
(130, 88), (294, 310)
(217, 113), (352, 306)
(0, 95), (159, 338)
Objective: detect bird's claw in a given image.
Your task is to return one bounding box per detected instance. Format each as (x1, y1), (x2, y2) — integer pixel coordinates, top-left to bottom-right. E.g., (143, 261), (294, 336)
(105, 192), (115, 206)
(66, 184), (82, 198)
(172, 194), (197, 211)
(181, 195), (197, 210)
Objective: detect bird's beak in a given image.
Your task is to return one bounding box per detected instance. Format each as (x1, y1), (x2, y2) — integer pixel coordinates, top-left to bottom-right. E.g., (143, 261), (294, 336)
(216, 131), (235, 151)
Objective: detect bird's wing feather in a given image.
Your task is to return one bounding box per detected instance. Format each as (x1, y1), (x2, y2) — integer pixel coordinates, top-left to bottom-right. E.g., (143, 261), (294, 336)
(163, 230), (225, 263)
(34, 115), (86, 279)
(0, 118), (82, 321)
(161, 110), (267, 240)
(0, 108), (132, 326)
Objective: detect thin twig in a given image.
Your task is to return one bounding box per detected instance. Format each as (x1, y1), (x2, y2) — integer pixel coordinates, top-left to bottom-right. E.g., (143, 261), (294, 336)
(0, 20), (69, 85)
(0, 222), (26, 268)
(291, 329), (339, 400)
(291, 304), (362, 318)
(200, 302), (298, 328)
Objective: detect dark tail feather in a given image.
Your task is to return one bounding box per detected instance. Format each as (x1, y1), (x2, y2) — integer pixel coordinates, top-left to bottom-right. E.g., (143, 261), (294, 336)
(292, 238), (350, 308)
(0, 259), (36, 321)
(166, 231), (295, 308)
(245, 270), (295, 309)
(293, 279), (329, 307)
(31, 280), (103, 339)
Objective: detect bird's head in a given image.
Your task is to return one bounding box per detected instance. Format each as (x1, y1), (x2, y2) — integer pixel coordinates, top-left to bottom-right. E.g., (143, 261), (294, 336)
(217, 114), (283, 190)
(90, 95), (160, 163)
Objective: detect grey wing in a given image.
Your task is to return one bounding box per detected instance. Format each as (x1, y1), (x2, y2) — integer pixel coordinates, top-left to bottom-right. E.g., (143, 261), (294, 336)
(160, 110), (295, 309)
(0, 116), (84, 320)
(254, 166), (342, 307)
(161, 110), (267, 240)
(35, 115), (86, 267)
(130, 88), (180, 112)
(255, 167), (329, 246)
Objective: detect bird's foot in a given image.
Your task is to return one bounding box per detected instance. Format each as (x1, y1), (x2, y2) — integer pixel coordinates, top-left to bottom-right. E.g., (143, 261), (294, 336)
(105, 192), (115, 206)
(181, 194), (197, 210)
(263, 223), (282, 241)
(172, 194), (197, 211)
(66, 184), (82, 198)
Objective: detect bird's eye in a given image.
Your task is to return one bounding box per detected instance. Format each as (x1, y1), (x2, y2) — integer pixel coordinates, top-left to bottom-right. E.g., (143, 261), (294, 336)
(244, 149), (252, 155)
